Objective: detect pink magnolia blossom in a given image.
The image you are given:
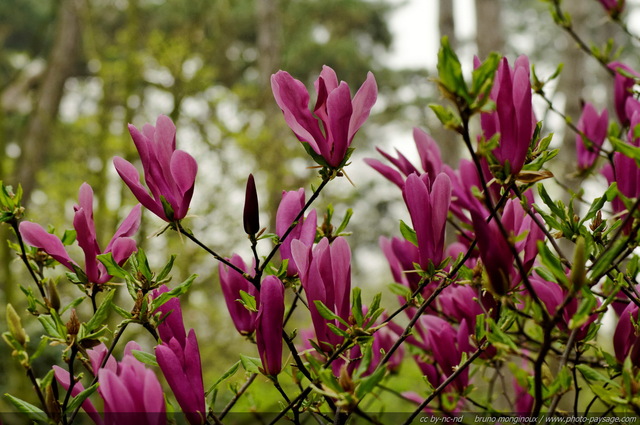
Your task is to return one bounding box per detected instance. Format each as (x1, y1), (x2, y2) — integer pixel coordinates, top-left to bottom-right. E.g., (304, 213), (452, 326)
(402, 173), (451, 269)
(114, 115), (197, 221)
(271, 65), (377, 168)
(614, 303), (640, 367)
(52, 366), (103, 425)
(365, 127), (443, 189)
(602, 109), (640, 232)
(256, 276), (285, 376)
(275, 189), (317, 276)
(19, 183), (140, 285)
(608, 62), (640, 126)
(481, 56), (536, 176)
(218, 254), (258, 335)
(292, 237), (351, 351)
(576, 103), (608, 170)
(91, 342), (166, 425)
(152, 285), (206, 425)
(599, 0), (625, 17)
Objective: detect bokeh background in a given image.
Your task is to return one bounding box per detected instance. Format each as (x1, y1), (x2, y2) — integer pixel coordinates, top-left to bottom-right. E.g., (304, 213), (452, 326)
(1, 0), (639, 415)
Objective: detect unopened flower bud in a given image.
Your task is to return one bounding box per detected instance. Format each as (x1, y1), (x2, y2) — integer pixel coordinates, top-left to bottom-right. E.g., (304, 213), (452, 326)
(47, 279), (61, 311)
(6, 304), (27, 347)
(590, 210), (603, 232)
(243, 174), (260, 235)
(45, 383), (61, 423)
(66, 309), (80, 336)
(338, 365), (355, 394)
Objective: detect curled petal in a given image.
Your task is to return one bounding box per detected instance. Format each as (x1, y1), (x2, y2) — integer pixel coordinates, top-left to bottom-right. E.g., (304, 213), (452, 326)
(19, 222), (75, 271)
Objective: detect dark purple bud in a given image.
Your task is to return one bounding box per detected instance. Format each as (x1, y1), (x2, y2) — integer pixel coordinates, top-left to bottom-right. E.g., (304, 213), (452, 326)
(243, 174), (260, 235)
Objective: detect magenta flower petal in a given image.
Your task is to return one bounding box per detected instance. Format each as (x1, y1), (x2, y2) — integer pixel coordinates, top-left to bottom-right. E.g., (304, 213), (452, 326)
(348, 72), (378, 141)
(271, 71), (324, 153)
(113, 157), (165, 218)
(53, 366), (103, 425)
(256, 276), (285, 376)
(272, 66), (377, 168)
(151, 285), (187, 344)
(106, 204), (142, 251)
(170, 150), (198, 219)
(18, 222), (75, 271)
(117, 115), (198, 222)
(218, 255), (258, 335)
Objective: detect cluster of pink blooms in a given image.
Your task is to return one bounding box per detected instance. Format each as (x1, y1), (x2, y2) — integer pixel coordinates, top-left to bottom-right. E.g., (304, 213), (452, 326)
(15, 15), (640, 414)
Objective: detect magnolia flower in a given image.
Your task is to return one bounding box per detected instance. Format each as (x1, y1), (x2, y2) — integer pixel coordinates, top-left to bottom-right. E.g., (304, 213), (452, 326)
(614, 303), (640, 367)
(528, 275), (598, 340)
(602, 109), (640, 232)
(92, 342), (166, 425)
(52, 366), (103, 425)
(20, 183), (140, 285)
(218, 254), (258, 335)
(365, 127), (443, 189)
(576, 103), (608, 170)
(152, 285), (206, 425)
(481, 56), (535, 176)
(292, 237), (351, 351)
(275, 189), (317, 276)
(256, 276), (285, 376)
(409, 315), (473, 392)
(599, 0), (625, 17)
(114, 115), (198, 222)
(271, 65), (377, 168)
(608, 62), (640, 126)
(402, 173), (451, 269)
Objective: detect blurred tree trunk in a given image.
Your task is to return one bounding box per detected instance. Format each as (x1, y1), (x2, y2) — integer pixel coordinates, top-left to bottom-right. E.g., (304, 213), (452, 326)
(439, 0), (456, 50)
(15, 0), (81, 203)
(475, 0), (504, 58)
(256, 0), (290, 222)
(556, 1), (587, 190)
(435, 0), (461, 167)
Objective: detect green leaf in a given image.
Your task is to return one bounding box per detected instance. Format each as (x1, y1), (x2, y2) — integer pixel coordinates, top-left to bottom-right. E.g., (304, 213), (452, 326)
(132, 350), (159, 367)
(313, 300), (349, 327)
(240, 354), (262, 374)
(580, 195), (607, 225)
(568, 292), (597, 330)
(611, 137), (640, 167)
(151, 274), (197, 311)
(4, 394), (48, 423)
(326, 323), (350, 338)
(388, 282), (412, 298)
(335, 208), (353, 235)
(355, 365), (386, 399)
(238, 290), (257, 313)
(38, 315), (63, 339)
(135, 249), (153, 281)
(97, 252), (130, 280)
(64, 382), (99, 414)
(157, 255), (176, 282)
(537, 242), (570, 288)
(436, 36), (469, 103)
(60, 297), (85, 315)
(351, 287), (364, 326)
(590, 239), (627, 279)
(61, 230), (77, 245)
(399, 220), (418, 246)
(112, 303), (133, 319)
(471, 52), (500, 98)
(206, 360), (241, 396)
(428, 104), (462, 132)
(576, 364), (620, 387)
(86, 289), (116, 332)
(537, 183), (566, 220)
